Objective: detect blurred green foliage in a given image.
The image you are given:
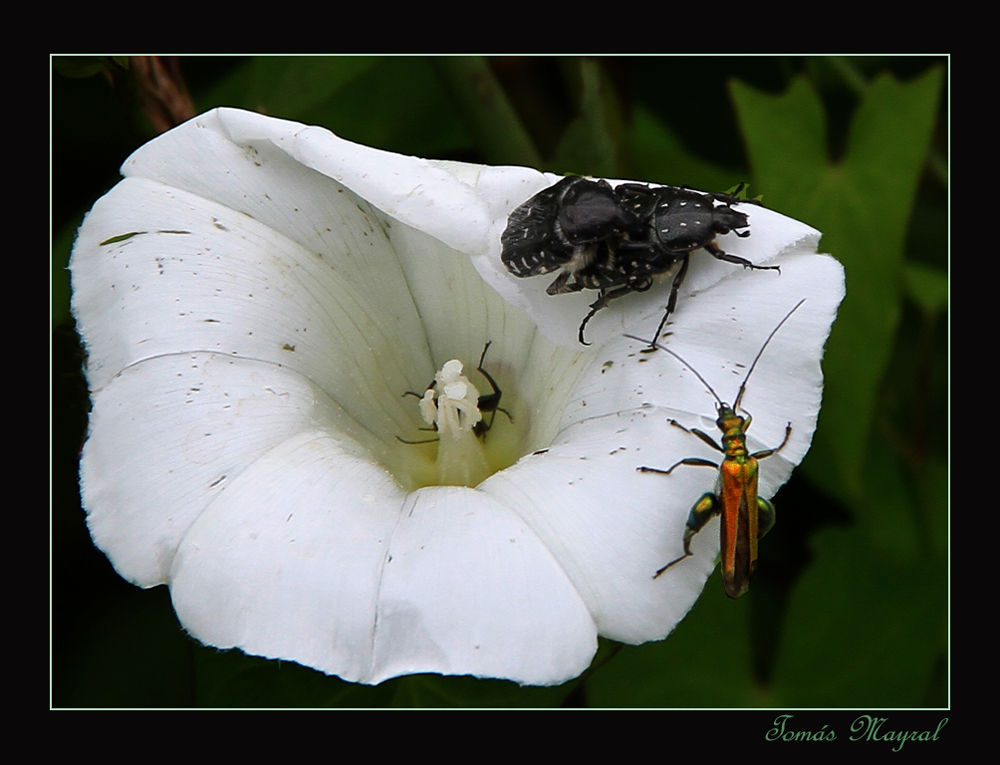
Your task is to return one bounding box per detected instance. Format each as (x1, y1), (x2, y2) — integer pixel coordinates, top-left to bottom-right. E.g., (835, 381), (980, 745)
(52, 56), (947, 709)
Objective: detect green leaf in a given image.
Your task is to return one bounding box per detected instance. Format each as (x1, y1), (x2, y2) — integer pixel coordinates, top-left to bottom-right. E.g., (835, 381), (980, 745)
(902, 262), (948, 314)
(201, 56), (379, 118)
(552, 58), (620, 178)
(771, 525), (945, 706)
(628, 104), (749, 191)
(430, 56), (541, 167)
(200, 57), (470, 158)
(587, 580), (761, 707)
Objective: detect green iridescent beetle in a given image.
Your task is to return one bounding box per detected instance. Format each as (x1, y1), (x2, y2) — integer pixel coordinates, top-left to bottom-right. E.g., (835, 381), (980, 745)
(629, 299), (804, 598)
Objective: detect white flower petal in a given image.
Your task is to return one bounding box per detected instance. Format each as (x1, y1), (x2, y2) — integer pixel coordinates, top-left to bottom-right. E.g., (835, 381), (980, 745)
(372, 486), (596, 685)
(82, 353), (382, 586)
(481, 411), (717, 643)
(215, 109), (494, 254)
(72, 176), (433, 427)
(170, 429), (404, 682)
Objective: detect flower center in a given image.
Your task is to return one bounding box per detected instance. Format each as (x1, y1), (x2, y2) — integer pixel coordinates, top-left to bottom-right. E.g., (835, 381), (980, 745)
(416, 358), (491, 488)
(420, 359), (484, 435)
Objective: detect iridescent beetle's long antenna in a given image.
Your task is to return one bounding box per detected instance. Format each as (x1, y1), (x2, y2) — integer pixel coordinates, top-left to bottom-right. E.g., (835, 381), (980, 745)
(733, 298), (806, 413)
(625, 298), (806, 408)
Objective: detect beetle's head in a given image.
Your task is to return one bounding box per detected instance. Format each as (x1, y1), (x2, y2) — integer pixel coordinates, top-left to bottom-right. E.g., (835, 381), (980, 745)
(712, 206), (750, 235)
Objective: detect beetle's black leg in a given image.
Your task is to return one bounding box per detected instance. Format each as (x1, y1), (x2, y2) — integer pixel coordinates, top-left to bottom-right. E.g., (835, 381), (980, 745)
(703, 241), (780, 273)
(545, 269), (577, 295)
(395, 434), (440, 444)
(653, 492), (721, 578)
(749, 422), (793, 461)
(578, 281), (650, 345)
(399, 389), (439, 442)
(465, 341), (513, 440)
(666, 417), (725, 453)
(646, 254), (691, 349)
(474, 342), (513, 432)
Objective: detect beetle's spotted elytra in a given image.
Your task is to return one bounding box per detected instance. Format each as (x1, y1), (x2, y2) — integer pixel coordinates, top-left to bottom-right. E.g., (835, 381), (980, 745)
(501, 177), (778, 346)
(500, 176), (646, 288)
(628, 299), (805, 598)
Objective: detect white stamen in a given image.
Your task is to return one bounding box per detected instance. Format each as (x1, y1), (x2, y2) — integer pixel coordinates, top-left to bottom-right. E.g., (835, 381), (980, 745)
(415, 358), (489, 487)
(421, 359), (483, 434)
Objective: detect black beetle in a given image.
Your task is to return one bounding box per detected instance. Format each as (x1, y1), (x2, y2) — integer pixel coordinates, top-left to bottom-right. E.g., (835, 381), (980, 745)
(501, 176), (646, 296)
(588, 183), (778, 346)
(501, 178), (778, 345)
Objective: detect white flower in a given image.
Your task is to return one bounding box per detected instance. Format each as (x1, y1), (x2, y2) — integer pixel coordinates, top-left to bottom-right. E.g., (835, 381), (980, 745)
(70, 107), (844, 686)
